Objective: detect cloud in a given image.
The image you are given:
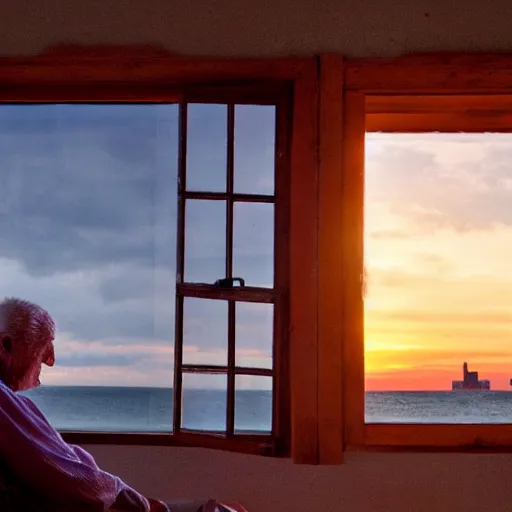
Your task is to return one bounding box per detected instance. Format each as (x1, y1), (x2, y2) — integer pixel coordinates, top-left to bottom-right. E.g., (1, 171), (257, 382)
(0, 103), (277, 388)
(366, 133), (512, 234)
(0, 104), (178, 277)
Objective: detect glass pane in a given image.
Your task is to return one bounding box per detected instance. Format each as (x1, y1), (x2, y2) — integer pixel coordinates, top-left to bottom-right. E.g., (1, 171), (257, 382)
(183, 298), (228, 365)
(233, 202), (274, 288)
(235, 303), (273, 369)
(364, 132), (512, 424)
(186, 103), (227, 192)
(234, 105), (275, 195)
(235, 375), (272, 433)
(2, 104), (178, 432)
(185, 199), (226, 283)
(182, 373), (227, 432)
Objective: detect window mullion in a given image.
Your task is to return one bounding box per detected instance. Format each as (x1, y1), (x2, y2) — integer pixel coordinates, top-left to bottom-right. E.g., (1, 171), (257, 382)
(173, 102), (188, 434)
(226, 103), (236, 437)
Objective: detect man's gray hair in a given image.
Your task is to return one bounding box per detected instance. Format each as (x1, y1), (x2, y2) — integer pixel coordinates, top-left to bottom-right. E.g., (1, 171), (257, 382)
(0, 297), (55, 346)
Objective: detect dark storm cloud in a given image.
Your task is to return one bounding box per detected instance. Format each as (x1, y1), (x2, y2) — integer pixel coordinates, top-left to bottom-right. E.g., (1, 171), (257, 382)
(0, 103), (179, 277)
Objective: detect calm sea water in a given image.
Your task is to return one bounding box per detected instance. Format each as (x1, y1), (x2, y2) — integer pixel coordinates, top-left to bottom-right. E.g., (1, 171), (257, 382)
(21, 386), (273, 433)
(366, 391), (512, 423)
(18, 387), (512, 432)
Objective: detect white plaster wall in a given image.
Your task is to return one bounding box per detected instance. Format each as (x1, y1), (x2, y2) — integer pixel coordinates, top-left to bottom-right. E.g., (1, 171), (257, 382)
(1, 0), (512, 58)
(88, 446), (512, 511)
(3, 0), (512, 509)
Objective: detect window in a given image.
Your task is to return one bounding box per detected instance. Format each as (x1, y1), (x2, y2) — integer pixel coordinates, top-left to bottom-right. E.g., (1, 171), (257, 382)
(174, 102), (282, 441)
(342, 54), (512, 450)
(0, 47), (324, 459)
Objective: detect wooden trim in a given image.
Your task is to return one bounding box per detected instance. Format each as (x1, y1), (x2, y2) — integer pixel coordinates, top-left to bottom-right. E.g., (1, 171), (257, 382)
(226, 104), (236, 437)
(359, 425), (512, 451)
(366, 93), (512, 113)
(0, 46), (306, 88)
(366, 112), (512, 133)
(172, 103), (188, 434)
(341, 91), (366, 448)
(366, 93), (512, 132)
(346, 53), (512, 453)
(61, 431), (275, 456)
(316, 55), (344, 464)
(289, 59), (320, 464)
(0, 84), (183, 103)
(184, 192), (274, 203)
(184, 83), (291, 105)
(182, 365), (272, 376)
(177, 283), (274, 303)
(346, 53), (512, 93)
(273, 94), (292, 458)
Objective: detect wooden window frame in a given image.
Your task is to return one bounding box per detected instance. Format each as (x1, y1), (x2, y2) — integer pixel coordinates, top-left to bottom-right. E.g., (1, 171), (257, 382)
(0, 45), (340, 463)
(342, 53), (512, 452)
(172, 101), (281, 448)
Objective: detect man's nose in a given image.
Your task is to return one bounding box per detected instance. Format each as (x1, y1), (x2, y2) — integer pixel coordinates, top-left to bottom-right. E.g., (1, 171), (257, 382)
(44, 346), (55, 367)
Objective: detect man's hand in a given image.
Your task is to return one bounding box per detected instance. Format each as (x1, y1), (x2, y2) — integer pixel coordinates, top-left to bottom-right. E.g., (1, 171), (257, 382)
(148, 498), (169, 511)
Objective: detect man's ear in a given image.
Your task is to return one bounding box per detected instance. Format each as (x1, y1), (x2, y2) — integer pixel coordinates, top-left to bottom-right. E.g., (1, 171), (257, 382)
(1, 335), (12, 354)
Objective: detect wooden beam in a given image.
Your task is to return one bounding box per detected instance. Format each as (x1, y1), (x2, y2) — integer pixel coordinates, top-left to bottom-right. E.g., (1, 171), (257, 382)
(346, 53), (512, 93)
(317, 55), (344, 464)
(364, 424), (512, 449)
(0, 45), (307, 87)
(341, 91), (366, 447)
(289, 59), (319, 464)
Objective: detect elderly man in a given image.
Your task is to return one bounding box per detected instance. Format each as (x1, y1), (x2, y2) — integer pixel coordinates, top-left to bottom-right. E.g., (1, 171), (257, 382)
(0, 297), (240, 512)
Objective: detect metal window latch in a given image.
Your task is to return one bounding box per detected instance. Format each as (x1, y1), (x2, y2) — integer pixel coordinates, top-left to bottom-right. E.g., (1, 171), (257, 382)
(214, 277), (245, 288)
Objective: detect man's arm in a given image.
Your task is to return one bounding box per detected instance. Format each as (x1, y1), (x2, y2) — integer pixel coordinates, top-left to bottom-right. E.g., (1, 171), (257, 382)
(0, 384), (150, 510)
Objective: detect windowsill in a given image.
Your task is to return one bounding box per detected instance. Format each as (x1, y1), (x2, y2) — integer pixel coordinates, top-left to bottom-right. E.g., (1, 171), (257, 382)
(61, 430), (280, 456)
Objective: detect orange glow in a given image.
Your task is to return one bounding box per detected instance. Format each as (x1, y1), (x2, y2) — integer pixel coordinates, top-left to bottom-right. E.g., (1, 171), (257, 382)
(364, 133), (512, 391)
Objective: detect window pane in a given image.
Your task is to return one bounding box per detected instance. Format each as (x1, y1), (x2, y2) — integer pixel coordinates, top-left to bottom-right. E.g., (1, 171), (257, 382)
(364, 132), (512, 424)
(185, 199), (226, 283)
(235, 375), (272, 433)
(235, 302), (273, 369)
(183, 298), (228, 365)
(234, 105), (275, 195)
(2, 104), (177, 432)
(233, 202), (274, 288)
(186, 104), (227, 192)
(181, 373), (227, 432)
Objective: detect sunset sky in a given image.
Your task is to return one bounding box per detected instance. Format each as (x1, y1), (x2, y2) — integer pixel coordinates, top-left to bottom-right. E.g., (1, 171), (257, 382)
(365, 132), (512, 391)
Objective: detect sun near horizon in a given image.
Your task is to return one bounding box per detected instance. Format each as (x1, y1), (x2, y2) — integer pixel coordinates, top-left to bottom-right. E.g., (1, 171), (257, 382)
(364, 133), (512, 392)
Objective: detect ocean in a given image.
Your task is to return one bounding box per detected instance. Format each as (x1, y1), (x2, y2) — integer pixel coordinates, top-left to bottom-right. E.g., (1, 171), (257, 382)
(21, 386), (273, 433)
(18, 387), (512, 432)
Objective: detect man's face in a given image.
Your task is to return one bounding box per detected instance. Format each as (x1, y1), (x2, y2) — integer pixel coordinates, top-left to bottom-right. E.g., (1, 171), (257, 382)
(15, 338), (55, 391)
(4, 334), (55, 392)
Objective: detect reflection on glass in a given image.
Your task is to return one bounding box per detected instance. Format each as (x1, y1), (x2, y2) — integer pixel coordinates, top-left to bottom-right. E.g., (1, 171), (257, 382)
(233, 202), (274, 288)
(1, 104), (178, 432)
(186, 104), (227, 192)
(234, 105), (275, 195)
(182, 373), (227, 432)
(183, 298), (228, 365)
(235, 375), (272, 433)
(185, 199), (226, 283)
(235, 303), (273, 369)
(364, 132), (512, 424)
